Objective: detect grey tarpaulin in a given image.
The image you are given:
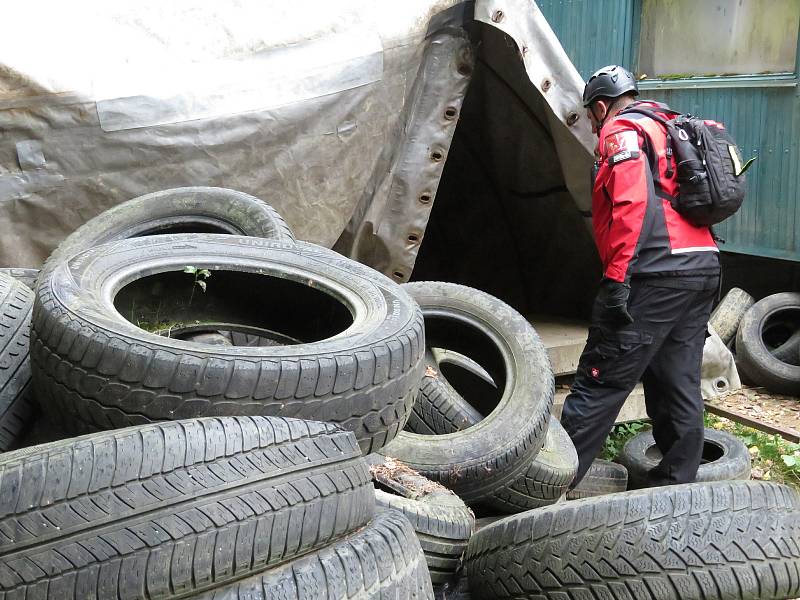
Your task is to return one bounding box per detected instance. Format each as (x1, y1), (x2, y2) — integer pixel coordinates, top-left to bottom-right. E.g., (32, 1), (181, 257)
(0, 0), (595, 290)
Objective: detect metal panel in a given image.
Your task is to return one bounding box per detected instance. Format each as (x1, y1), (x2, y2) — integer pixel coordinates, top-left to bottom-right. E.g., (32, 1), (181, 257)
(535, 0), (636, 78)
(536, 0), (800, 261)
(638, 86), (799, 261)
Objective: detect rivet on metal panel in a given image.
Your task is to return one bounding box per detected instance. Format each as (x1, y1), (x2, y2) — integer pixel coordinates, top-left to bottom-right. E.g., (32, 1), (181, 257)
(491, 10), (504, 23)
(444, 106), (458, 120)
(566, 112), (579, 126)
(419, 192), (433, 204)
(430, 149), (445, 162)
(541, 78), (552, 92)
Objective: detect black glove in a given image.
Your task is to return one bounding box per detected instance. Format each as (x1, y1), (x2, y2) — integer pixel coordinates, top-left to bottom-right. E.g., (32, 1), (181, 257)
(596, 278), (633, 326)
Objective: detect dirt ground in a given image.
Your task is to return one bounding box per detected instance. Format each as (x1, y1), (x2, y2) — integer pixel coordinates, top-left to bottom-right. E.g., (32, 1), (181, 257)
(705, 387), (800, 441)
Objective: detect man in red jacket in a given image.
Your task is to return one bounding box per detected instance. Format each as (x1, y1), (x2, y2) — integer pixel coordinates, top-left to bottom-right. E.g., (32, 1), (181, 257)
(561, 65), (720, 489)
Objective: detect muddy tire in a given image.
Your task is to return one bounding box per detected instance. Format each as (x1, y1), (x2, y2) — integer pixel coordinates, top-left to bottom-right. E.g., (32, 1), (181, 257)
(199, 511), (434, 599)
(0, 273), (35, 451)
(0, 416), (376, 598)
(566, 458), (628, 499)
(736, 293), (800, 395)
(43, 186), (295, 276)
(710, 287), (754, 345)
(378, 282), (553, 504)
(31, 235), (424, 454)
(0, 268), (39, 290)
(465, 481), (800, 600)
(619, 428), (751, 489)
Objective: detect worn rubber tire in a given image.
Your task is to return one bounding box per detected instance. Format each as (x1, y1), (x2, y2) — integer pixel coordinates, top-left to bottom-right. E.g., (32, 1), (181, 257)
(465, 480), (800, 600)
(405, 352), (484, 435)
(42, 186), (295, 276)
(0, 268), (39, 290)
(772, 328), (800, 366)
(566, 458), (628, 499)
(485, 417), (577, 512)
(406, 359), (574, 511)
(198, 511), (434, 599)
(379, 282), (553, 504)
(710, 287), (754, 345)
(369, 456), (475, 585)
(736, 292), (800, 395)
(31, 235), (424, 454)
(619, 428), (751, 489)
(0, 273), (35, 451)
(0, 416), (376, 598)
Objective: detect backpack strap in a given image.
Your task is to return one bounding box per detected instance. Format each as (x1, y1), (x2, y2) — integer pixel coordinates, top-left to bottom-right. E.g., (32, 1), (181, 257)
(617, 106), (679, 178)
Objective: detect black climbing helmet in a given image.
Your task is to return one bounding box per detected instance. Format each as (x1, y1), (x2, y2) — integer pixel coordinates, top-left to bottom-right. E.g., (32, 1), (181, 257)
(583, 65), (638, 107)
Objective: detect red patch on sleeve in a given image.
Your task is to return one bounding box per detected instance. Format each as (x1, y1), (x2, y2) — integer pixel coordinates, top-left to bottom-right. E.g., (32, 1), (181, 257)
(603, 130), (639, 157)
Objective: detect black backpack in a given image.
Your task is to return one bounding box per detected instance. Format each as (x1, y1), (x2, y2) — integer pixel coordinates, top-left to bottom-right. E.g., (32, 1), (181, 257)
(620, 106), (754, 227)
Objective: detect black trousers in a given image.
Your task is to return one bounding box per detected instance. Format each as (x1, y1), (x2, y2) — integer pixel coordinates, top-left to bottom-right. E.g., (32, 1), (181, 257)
(561, 275), (718, 488)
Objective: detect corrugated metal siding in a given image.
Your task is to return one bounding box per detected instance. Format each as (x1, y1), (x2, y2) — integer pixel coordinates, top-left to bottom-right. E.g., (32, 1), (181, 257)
(645, 87), (798, 261)
(536, 0), (636, 78)
(537, 0), (800, 261)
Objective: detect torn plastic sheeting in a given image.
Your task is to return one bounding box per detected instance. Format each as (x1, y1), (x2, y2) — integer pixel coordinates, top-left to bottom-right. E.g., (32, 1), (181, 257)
(474, 0), (595, 215)
(96, 29), (384, 131)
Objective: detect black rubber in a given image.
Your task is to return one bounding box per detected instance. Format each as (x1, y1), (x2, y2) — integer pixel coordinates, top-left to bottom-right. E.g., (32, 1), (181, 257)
(199, 511), (434, 599)
(709, 287), (754, 345)
(0, 273), (35, 451)
(369, 455), (475, 585)
(566, 458), (628, 500)
(379, 282), (553, 504)
(619, 428), (751, 489)
(772, 329), (800, 366)
(0, 416), (376, 598)
(405, 352), (484, 435)
(0, 268), (39, 290)
(736, 293), (800, 395)
(486, 416), (577, 512)
(42, 187), (295, 277)
(31, 235), (424, 454)
(465, 480), (800, 600)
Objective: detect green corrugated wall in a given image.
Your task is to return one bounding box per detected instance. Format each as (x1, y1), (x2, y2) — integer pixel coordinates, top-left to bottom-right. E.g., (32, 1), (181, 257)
(536, 0), (800, 261)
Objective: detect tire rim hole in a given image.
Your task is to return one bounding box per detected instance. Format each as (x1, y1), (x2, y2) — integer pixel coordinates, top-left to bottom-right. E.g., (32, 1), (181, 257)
(114, 269), (354, 344)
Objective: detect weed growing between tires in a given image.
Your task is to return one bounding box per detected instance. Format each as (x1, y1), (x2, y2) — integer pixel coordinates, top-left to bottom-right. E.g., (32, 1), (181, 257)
(600, 420), (649, 461)
(705, 412), (800, 486)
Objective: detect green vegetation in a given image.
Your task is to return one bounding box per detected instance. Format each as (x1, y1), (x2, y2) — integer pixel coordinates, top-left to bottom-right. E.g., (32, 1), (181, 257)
(600, 420), (649, 461)
(184, 265), (211, 305)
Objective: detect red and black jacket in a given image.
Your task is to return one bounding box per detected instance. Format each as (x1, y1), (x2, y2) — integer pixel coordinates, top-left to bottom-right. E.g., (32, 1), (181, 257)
(592, 100), (720, 283)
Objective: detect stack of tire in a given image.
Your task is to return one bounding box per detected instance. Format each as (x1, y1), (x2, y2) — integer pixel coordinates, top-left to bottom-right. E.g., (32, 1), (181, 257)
(383, 281), (800, 600)
(712, 288), (800, 396)
(0, 187), (438, 598)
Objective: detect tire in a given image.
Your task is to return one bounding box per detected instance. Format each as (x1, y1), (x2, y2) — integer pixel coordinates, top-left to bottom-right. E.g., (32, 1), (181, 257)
(31, 235), (424, 454)
(369, 456), (475, 585)
(710, 287), (754, 345)
(619, 428), (751, 489)
(772, 328), (800, 366)
(0, 416), (376, 599)
(736, 292), (800, 395)
(42, 186), (295, 276)
(0, 268), (39, 290)
(0, 273), (35, 451)
(405, 352), (484, 435)
(465, 480), (800, 600)
(565, 458), (628, 499)
(379, 282), (553, 504)
(198, 511), (434, 600)
(485, 417), (577, 512)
